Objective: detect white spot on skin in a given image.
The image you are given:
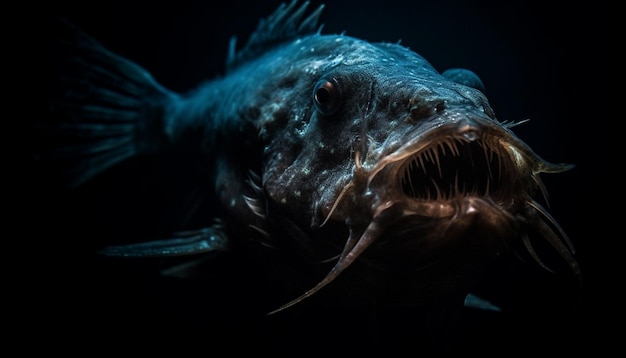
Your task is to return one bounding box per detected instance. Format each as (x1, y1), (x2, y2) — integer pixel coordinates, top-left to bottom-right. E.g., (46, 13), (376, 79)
(230, 198), (237, 207)
(307, 60), (325, 72)
(305, 55), (345, 74)
(294, 190), (301, 197)
(281, 198), (287, 204)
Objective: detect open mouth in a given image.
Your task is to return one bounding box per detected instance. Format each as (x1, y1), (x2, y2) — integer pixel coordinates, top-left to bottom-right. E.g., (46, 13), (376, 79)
(268, 123), (578, 315)
(400, 135), (513, 202)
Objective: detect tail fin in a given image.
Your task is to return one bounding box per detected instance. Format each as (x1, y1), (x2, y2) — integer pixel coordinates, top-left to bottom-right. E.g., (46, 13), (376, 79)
(39, 19), (178, 187)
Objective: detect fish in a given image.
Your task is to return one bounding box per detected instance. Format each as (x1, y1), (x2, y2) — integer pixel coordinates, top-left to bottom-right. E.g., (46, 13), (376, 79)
(39, 0), (581, 323)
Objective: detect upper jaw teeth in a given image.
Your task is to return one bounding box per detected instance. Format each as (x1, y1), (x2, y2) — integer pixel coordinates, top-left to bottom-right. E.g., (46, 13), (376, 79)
(400, 137), (510, 201)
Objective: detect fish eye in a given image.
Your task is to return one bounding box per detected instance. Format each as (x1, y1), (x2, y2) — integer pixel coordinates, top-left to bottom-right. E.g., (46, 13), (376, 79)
(313, 77), (343, 116)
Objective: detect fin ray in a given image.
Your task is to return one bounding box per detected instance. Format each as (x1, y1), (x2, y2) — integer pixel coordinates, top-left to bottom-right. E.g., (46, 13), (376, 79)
(98, 227), (229, 257)
(226, 0), (325, 69)
(40, 19), (178, 188)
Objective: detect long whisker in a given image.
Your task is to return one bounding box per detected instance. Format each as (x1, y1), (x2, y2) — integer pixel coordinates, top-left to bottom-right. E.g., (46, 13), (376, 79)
(320, 181), (354, 227)
(526, 199), (575, 253)
(520, 233), (557, 273)
(267, 218), (384, 315)
(501, 118), (531, 129)
(525, 200), (581, 282)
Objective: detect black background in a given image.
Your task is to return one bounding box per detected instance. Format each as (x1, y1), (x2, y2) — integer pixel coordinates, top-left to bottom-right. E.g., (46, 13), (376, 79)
(33, 0), (611, 355)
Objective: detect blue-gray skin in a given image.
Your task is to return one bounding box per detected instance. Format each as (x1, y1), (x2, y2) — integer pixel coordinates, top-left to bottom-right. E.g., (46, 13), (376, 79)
(42, 1), (580, 314)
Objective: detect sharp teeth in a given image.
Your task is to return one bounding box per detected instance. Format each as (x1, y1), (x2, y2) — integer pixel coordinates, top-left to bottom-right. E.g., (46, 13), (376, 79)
(418, 154), (426, 174)
(434, 147), (443, 178)
(481, 141), (494, 180)
(431, 177), (443, 200)
(401, 137), (507, 200)
(406, 160), (416, 197)
(425, 148), (434, 163)
(445, 138), (459, 156)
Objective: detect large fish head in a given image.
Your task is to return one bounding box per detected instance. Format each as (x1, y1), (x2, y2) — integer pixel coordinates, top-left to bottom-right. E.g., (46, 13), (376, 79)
(258, 35), (578, 312)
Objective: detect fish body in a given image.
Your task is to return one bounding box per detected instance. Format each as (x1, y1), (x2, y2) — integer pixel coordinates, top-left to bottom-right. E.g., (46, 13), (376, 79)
(41, 1), (579, 320)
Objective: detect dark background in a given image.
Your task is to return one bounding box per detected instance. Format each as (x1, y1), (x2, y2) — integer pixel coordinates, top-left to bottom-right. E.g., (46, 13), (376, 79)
(33, 0), (610, 355)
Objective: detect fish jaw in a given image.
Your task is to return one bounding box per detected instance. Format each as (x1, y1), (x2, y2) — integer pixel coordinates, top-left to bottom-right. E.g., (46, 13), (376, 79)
(268, 109), (577, 313)
(349, 107), (575, 264)
(354, 108), (572, 223)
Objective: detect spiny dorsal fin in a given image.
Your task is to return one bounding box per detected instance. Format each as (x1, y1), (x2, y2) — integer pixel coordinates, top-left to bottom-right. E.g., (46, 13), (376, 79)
(226, 0), (324, 70)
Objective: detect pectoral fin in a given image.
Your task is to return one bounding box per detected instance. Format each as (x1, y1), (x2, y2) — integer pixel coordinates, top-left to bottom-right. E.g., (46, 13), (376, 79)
(98, 226), (229, 257)
(463, 293), (501, 312)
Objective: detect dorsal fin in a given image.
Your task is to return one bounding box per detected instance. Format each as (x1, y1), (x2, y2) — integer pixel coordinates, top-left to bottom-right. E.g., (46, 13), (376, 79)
(226, 0), (325, 70)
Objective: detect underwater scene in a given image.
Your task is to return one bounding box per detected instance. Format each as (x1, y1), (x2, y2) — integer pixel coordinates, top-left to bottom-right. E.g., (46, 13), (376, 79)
(36, 0), (608, 355)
